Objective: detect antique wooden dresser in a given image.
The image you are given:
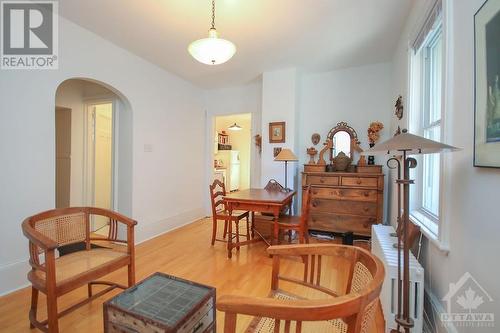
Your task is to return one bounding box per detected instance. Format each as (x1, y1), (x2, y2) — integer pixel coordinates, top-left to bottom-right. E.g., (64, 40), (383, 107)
(302, 169), (384, 236)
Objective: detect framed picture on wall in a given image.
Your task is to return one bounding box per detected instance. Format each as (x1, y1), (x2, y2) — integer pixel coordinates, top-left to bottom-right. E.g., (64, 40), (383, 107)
(269, 122), (286, 143)
(474, 0), (500, 167)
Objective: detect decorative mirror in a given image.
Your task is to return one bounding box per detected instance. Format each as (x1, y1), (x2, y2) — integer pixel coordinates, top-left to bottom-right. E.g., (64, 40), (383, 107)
(327, 122), (360, 159)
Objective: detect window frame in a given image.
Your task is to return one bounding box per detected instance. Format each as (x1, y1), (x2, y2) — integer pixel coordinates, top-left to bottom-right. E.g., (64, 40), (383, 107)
(408, 6), (450, 251)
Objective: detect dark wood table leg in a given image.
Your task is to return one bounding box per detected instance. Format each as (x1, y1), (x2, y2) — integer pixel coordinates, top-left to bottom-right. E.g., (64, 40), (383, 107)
(227, 203), (233, 259)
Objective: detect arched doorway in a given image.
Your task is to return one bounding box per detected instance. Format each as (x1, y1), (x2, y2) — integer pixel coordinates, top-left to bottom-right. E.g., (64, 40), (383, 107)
(54, 78), (133, 232)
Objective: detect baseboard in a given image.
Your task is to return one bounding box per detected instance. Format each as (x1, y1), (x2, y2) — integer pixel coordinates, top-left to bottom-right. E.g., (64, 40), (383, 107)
(0, 207), (206, 297)
(136, 207), (206, 244)
(424, 287), (458, 333)
(0, 260), (31, 296)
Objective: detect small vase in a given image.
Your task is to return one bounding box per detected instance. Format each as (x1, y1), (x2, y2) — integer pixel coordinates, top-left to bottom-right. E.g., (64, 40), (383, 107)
(368, 143), (375, 165)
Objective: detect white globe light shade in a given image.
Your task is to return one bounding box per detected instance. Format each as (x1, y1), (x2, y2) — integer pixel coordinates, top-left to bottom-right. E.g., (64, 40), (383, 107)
(188, 29), (236, 65)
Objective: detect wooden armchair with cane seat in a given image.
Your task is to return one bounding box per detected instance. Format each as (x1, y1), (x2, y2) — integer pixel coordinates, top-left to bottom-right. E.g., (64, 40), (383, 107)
(217, 243), (385, 333)
(21, 207), (137, 333)
(209, 179), (251, 246)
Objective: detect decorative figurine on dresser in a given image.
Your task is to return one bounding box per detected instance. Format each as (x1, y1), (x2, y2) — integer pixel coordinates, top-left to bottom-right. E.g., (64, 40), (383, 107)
(303, 121), (384, 237)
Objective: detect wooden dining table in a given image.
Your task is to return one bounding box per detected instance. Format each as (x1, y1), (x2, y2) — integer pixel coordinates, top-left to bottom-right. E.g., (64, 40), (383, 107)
(223, 188), (296, 258)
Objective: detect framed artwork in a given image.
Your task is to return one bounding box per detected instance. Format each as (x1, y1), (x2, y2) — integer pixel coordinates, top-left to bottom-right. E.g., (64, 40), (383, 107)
(269, 122), (286, 143)
(474, 0), (500, 167)
(273, 147), (282, 158)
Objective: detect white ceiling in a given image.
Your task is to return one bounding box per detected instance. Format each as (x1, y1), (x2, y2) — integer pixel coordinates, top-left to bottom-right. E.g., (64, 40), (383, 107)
(59, 0), (414, 89)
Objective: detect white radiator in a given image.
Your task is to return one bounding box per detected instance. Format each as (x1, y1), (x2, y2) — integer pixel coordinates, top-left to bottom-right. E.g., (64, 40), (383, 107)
(371, 225), (424, 333)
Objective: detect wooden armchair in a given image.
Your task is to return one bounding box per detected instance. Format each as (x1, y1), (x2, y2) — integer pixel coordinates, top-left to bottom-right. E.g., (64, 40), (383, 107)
(217, 244), (385, 333)
(209, 179), (250, 246)
(21, 207), (137, 333)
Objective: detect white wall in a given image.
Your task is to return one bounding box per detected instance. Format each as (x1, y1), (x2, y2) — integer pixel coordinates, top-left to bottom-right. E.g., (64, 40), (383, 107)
(0, 16), (205, 295)
(390, 0), (499, 331)
(298, 63), (393, 220)
(261, 68), (299, 190)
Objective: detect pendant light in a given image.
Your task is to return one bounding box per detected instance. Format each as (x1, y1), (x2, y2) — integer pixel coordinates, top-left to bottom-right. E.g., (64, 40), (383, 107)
(188, 0), (236, 65)
(228, 123), (242, 131)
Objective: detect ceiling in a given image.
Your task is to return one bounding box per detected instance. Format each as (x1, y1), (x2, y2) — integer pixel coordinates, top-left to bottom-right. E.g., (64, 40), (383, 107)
(59, 0), (414, 89)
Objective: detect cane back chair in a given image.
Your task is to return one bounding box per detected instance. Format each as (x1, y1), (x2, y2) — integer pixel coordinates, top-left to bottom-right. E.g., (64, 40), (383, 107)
(21, 207), (137, 333)
(217, 244), (385, 333)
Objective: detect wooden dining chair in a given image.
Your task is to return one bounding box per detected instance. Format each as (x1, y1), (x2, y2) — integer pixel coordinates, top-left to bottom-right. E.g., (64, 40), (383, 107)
(275, 185), (312, 244)
(217, 243), (385, 333)
(209, 179), (250, 246)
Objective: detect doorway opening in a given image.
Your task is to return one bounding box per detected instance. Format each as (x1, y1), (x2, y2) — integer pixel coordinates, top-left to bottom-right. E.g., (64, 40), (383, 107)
(213, 113), (252, 192)
(55, 78), (133, 234)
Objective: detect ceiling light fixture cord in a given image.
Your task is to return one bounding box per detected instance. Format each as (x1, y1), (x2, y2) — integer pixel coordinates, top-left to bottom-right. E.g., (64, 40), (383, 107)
(211, 0), (216, 29)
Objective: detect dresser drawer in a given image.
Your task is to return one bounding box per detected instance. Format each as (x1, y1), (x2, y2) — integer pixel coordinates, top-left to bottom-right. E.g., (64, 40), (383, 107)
(305, 175), (339, 186)
(310, 198), (378, 216)
(341, 176), (378, 188)
(309, 213), (377, 236)
(310, 188), (378, 203)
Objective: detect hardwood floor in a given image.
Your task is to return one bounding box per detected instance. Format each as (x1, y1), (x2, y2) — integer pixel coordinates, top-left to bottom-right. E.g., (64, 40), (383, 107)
(0, 218), (385, 332)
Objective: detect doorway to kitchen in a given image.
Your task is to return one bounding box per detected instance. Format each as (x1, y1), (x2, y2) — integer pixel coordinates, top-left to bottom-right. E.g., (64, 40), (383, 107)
(213, 113), (252, 193)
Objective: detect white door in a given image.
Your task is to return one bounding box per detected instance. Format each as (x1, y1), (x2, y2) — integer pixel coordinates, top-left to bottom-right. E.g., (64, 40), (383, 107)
(90, 103), (114, 232)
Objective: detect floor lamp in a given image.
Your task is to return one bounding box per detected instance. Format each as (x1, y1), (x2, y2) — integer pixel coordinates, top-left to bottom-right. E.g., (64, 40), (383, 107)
(274, 148), (298, 191)
(362, 129), (458, 333)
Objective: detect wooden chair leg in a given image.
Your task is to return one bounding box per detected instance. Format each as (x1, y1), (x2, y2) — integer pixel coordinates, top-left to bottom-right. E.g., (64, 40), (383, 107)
(246, 215), (250, 241)
(46, 291), (59, 333)
(223, 220), (228, 239)
(227, 218), (233, 258)
(251, 212), (255, 239)
(128, 262), (135, 287)
(29, 287), (38, 329)
(235, 221), (240, 251)
(211, 218), (218, 246)
(87, 283), (92, 298)
(224, 312), (237, 333)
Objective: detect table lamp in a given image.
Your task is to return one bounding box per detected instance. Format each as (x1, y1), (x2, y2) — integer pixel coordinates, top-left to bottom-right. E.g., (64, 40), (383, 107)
(361, 129), (459, 333)
(274, 148), (298, 191)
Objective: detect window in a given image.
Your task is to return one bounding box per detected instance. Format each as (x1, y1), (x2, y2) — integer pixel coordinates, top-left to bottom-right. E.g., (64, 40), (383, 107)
(409, 6), (444, 239)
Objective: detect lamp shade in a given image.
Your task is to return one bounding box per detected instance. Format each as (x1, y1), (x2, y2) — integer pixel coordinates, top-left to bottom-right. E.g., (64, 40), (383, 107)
(188, 28), (236, 65)
(228, 123), (242, 131)
(275, 149), (298, 161)
(360, 132), (460, 156)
